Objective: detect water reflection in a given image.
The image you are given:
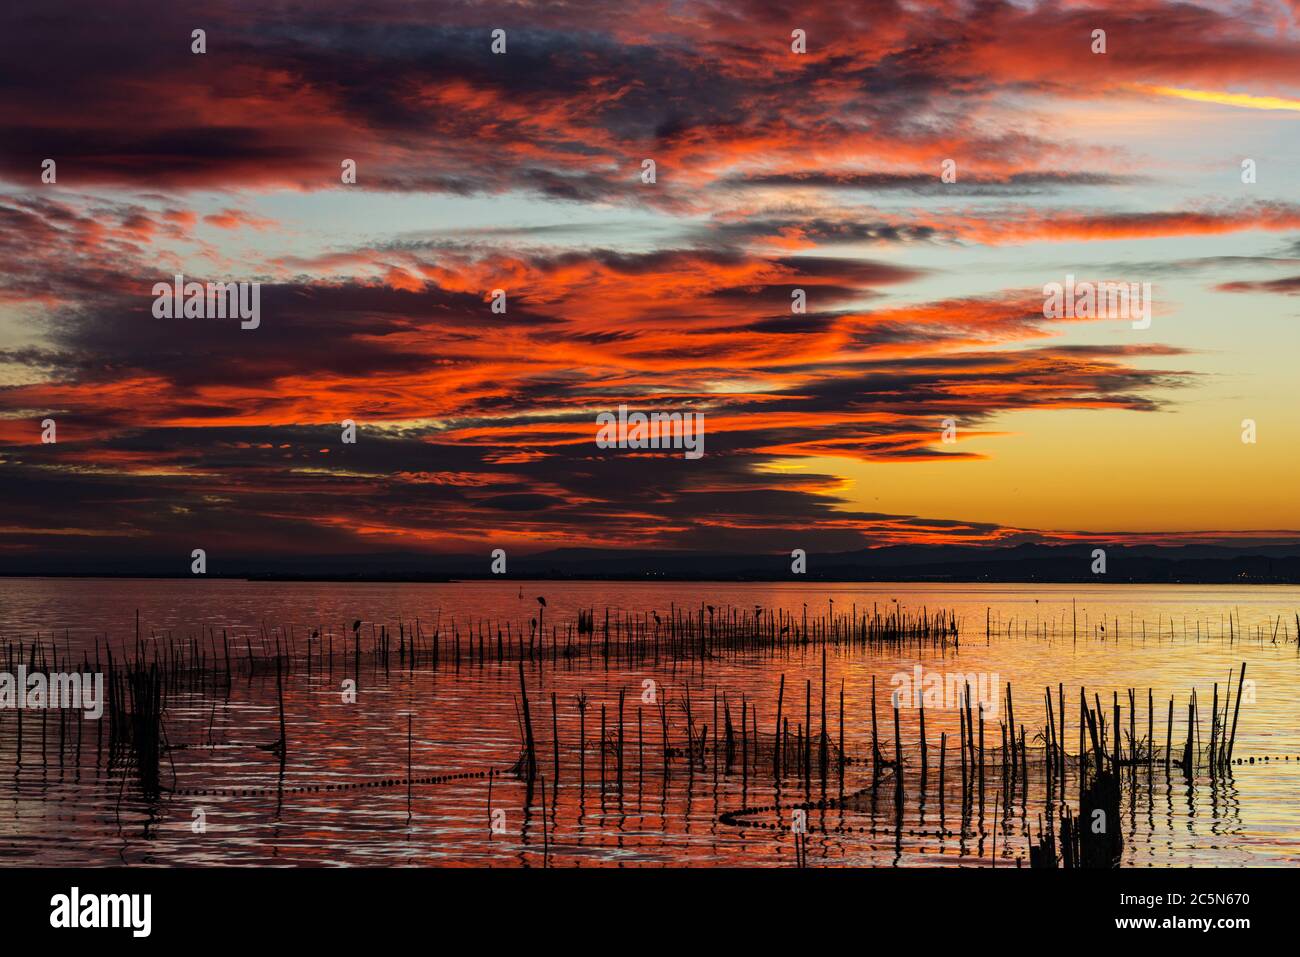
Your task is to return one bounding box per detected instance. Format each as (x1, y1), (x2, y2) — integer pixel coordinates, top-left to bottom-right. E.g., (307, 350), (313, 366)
(0, 578), (1298, 866)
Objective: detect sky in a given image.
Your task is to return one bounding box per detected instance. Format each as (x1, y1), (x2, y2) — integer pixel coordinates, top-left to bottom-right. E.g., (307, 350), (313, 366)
(1, 0), (1299, 565)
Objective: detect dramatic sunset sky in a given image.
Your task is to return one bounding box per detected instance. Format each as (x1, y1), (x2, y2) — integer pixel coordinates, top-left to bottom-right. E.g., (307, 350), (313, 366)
(2, 0), (1299, 564)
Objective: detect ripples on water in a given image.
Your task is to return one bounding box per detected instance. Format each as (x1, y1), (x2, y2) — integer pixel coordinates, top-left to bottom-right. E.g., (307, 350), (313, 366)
(1, 578), (1298, 866)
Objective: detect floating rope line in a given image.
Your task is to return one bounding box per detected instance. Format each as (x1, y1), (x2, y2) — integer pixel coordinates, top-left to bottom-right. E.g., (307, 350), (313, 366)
(165, 768), (502, 799)
(717, 754), (1300, 834)
(720, 779), (887, 834)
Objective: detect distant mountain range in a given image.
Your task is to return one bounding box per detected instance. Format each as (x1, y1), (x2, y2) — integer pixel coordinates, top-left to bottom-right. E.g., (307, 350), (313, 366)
(7, 543), (1300, 584)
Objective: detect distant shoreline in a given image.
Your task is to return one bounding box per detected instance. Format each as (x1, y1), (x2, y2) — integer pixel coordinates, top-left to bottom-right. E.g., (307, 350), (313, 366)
(4, 573), (1300, 586)
(7, 543), (1300, 586)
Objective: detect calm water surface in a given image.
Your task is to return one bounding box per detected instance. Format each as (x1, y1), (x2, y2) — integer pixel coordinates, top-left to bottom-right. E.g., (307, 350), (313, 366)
(1, 578), (1298, 867)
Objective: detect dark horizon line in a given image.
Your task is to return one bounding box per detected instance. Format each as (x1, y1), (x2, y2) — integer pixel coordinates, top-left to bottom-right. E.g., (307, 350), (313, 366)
(8, 542), (1300, 585)
(6, 573), (1300, 586)
(4, 575), (1299, 585)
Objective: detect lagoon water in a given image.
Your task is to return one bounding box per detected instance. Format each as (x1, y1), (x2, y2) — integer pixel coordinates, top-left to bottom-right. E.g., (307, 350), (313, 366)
(1, 578), (1298, 867)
